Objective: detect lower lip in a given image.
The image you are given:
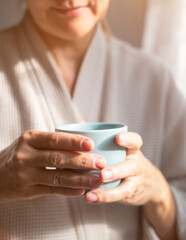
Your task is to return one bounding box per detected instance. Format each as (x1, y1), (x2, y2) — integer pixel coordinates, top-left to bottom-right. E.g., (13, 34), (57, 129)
(52, 6), (88, 17)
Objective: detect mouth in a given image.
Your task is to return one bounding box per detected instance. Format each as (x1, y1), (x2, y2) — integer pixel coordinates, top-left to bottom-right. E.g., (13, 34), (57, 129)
(51, 5), (89, 17)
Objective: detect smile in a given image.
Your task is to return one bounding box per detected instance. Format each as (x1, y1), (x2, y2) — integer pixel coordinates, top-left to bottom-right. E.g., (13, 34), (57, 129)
(51, 6), (89, 18)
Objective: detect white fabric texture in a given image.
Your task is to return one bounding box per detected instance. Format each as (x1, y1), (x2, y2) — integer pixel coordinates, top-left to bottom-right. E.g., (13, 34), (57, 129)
(143, 0), (186, 98)
(0, 12), (186, 240)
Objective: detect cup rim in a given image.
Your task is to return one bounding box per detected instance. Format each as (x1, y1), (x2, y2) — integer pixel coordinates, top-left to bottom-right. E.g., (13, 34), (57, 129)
(55, 122), (127, 133)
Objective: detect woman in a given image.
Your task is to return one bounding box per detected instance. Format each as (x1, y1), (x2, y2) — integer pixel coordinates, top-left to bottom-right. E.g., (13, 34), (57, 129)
(0, 0), (186, 239)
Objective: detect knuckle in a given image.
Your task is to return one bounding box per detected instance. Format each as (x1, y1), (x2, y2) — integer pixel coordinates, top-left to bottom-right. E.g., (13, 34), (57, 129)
(50, 152), (64, 168)
(12, 152), (25, 167)
(68, 135), (77, 149)
(49, 187), (67, 196)
(124, 189), (132, 200)
(18, 134), (26, 144)
(27, 130), (35, 137)
(49, 133), (60, 147)
(19, 130), (33, 143)
(80, 154), (88, 168)
(76, 175), (85, 187)
(53, 172), (64, 186)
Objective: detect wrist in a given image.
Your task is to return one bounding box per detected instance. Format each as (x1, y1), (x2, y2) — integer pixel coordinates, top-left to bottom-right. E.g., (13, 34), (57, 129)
(149, 167), (169, 205)
(144, 168), (172, 218)
(143, 168), (177, 240)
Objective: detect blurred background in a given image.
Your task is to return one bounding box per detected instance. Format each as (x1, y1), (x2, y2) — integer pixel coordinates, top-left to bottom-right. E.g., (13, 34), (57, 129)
(107, 0), (147, 48)
(1, 0), (186, 97)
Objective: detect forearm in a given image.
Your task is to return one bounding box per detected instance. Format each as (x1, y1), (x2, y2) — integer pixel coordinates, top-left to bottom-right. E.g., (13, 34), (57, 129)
(143, 169), (177, 240)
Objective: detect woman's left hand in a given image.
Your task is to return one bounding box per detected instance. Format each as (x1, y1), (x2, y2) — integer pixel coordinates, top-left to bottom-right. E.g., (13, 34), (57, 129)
(85, 132), (165, 205)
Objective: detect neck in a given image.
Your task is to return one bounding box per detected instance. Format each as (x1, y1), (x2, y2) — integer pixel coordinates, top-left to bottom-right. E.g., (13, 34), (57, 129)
(40, 29), (95, 63)
(36, 27), (96, 95)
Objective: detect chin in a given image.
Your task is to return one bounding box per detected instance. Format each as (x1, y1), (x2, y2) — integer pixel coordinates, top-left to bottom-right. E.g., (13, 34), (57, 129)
(44, 9), (96, 40)
(51, 21), (96, 40)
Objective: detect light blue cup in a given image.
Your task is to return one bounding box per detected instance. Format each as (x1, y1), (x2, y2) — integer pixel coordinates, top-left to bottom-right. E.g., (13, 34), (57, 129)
(55, 123), (128, 189)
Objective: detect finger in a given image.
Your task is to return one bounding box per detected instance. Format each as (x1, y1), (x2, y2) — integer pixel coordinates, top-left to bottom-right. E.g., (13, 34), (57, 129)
(22, 130), (94, 151)
(24, 185), (85, 198)
(25, 149), (106, 170)
(85, 180), (135, 204)
(116, 132), (143, 151)
(100, 158), (140, 183)
(30, 169), (103, 190)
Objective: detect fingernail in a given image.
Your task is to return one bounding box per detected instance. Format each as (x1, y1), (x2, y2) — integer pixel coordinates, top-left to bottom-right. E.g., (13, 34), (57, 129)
(102, 169), (113, 181)
(119, 133), (128, 144)
(90, 176), (102, 188)
(94, 156), (106, 169)
(86, 192), (98, 203)
(81, 139), (93, 151)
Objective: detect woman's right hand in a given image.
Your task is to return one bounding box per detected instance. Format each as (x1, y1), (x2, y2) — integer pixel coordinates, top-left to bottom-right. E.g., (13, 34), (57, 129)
(0, 130), (106, 203)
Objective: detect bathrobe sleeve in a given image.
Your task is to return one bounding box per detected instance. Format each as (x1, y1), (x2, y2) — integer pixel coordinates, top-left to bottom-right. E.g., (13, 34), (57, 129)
(142, 70), (186, 240)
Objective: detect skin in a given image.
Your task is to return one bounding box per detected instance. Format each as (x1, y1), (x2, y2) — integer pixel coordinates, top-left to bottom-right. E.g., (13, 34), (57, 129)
(86, 132), (177, 240)
(0, 130), (105, 200)
(0, 0), (178, 239)
(25, 0), (110, 94)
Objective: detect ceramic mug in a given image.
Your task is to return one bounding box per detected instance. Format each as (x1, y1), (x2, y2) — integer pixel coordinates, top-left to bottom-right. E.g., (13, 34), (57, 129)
(55, 122), (128, 189)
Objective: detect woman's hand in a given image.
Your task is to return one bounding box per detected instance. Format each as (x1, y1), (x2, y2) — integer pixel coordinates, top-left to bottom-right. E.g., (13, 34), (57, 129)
(85, 132), (177, 240)
(85, 132), (165, 205)
(0, 130), (106, 203)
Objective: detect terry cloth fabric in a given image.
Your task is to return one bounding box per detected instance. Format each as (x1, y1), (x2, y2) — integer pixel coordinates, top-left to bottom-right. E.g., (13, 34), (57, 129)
(0, 12), (186, 240)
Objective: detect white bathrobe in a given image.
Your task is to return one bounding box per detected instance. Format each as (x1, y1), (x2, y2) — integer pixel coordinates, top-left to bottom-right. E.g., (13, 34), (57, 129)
(0, 12), (186, 240)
